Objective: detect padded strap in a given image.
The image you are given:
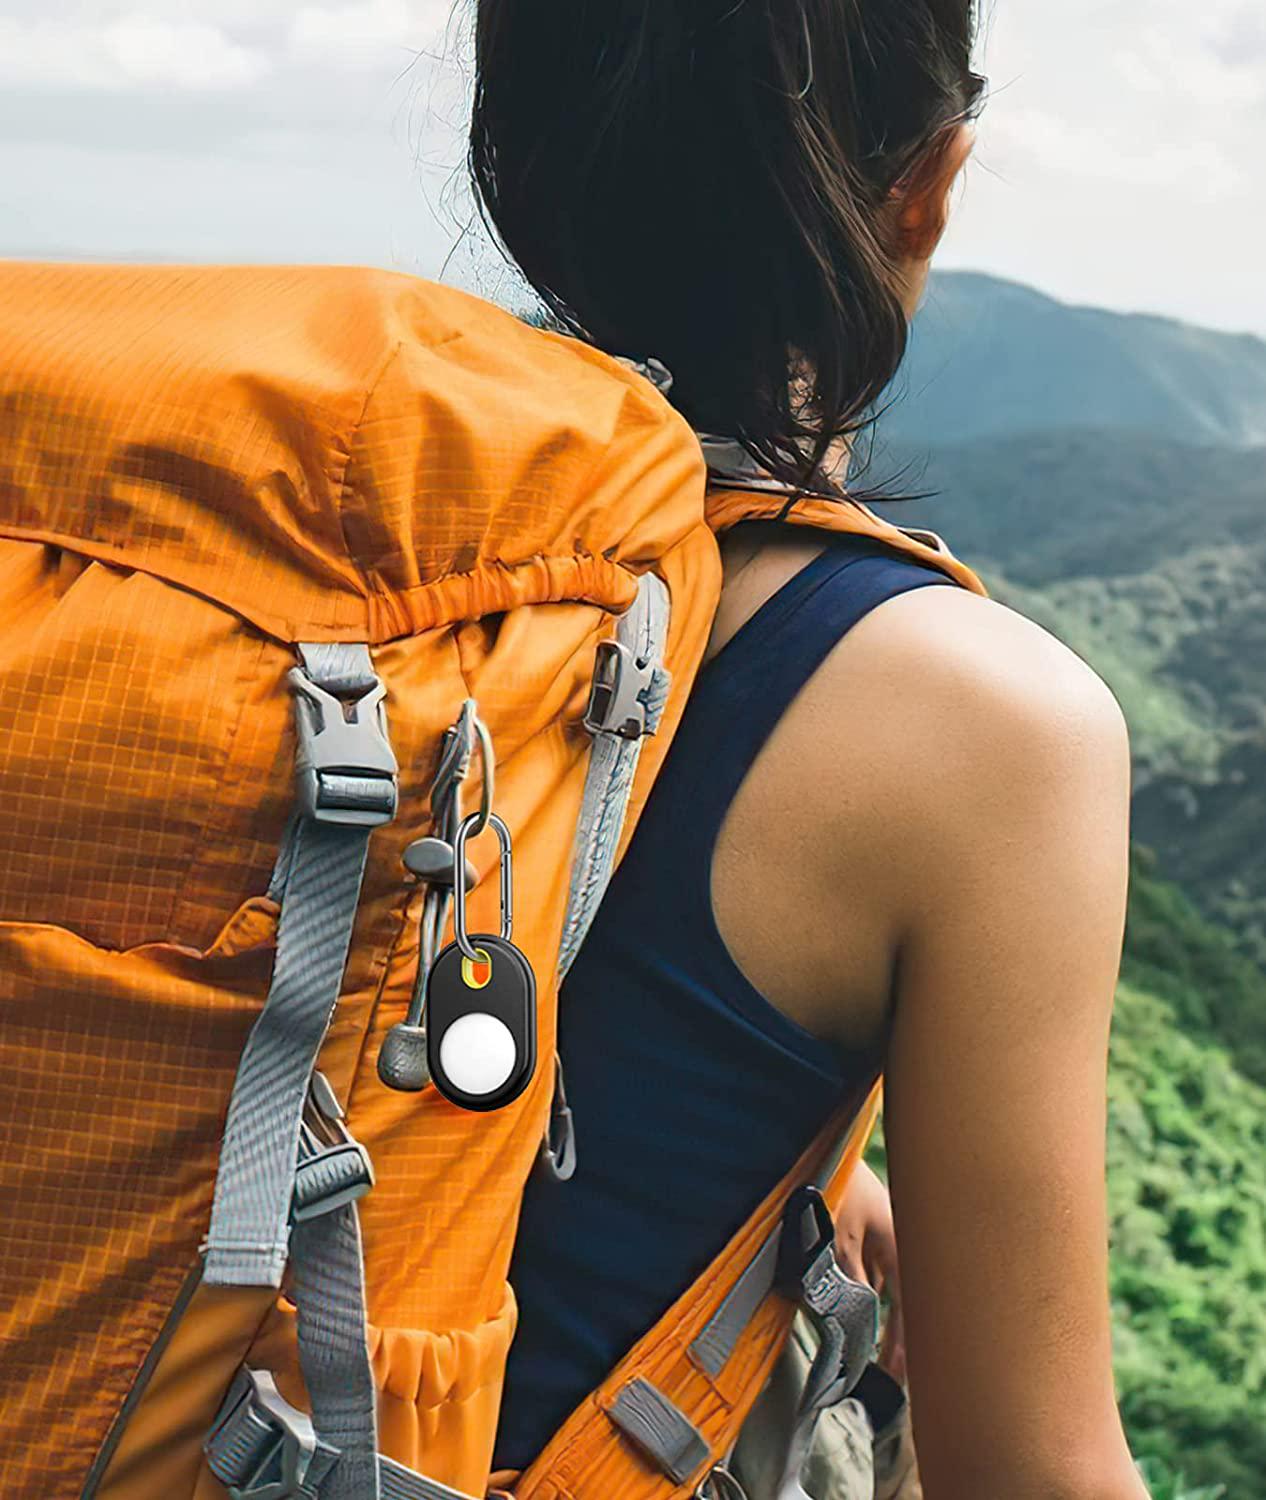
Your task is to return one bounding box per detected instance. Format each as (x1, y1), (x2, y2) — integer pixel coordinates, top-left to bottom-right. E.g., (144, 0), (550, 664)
(513, 1083), (882, 1500)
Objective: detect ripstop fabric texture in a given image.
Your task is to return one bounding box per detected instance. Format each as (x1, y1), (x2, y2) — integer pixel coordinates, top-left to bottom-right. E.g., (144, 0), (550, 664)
(0, 260), (985, 1500)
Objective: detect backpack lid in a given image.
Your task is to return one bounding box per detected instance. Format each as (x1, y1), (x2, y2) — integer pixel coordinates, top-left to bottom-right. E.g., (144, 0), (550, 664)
(0, 261), (709, 643)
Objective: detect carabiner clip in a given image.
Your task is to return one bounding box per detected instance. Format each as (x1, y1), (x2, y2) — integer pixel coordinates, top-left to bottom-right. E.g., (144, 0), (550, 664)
(452, 811), (513, 962)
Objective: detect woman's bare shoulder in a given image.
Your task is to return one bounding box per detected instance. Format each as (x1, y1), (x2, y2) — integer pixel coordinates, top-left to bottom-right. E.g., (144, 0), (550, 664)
(802, 580), (1129, 826)
(711, 570), (1132, 1056)
(774, 578), (1132, 971)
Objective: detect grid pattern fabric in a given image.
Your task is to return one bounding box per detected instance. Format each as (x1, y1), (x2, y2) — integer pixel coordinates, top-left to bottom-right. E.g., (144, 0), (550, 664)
(0, 260), (722, 1499)
(0, 260), (981, 1498)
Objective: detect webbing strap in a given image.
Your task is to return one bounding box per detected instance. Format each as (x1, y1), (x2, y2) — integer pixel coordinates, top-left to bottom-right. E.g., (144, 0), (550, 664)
(379, 1456), (478, 1500)
(291, 1099), (379, 1500)
(688, 1135), (847, 1377)
(207, 1369), (478, 1500)
(556, 571), (672, 981)
(542, 572), (672, 1183)
(203, 804), (374, 1286)
(608, 1378), (710, 1485)
(683, 1137), (882, 1498)
(203, 643), (397, 1500)
(691, 1233), (783, 1379)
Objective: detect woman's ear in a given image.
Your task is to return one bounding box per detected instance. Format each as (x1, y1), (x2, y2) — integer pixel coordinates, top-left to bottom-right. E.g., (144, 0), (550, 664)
(891, 122), (976, 264)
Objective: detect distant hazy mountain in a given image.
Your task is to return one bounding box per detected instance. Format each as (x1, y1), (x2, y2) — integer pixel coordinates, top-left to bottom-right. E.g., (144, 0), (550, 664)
(878, 271), (1266, 449)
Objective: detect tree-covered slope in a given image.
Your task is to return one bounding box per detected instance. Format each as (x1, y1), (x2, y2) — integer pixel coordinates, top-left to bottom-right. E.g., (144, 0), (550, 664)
(1109, 972), (1266, 1496)
(868, 852), (1266, 1496)
(1113, 855), (1266, 1494)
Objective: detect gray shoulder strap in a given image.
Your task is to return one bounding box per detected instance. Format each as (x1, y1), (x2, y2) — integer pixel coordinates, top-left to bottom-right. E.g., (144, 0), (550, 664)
(203, 643), (398, 1500)
(541, 571), (672, 1182)
(556, 570), (672, 980)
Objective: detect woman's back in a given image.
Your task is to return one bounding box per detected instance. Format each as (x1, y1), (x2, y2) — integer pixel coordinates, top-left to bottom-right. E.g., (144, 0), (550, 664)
(495, 504), (1145, 1496)
(497, 529), (955, 1469)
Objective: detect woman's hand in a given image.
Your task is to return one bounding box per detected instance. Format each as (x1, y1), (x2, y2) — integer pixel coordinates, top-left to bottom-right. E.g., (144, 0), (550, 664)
(836, 1158), (906, 1382)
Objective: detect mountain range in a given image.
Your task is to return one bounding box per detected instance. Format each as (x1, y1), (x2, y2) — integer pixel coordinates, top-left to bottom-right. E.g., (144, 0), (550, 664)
(879, 271), (1266, 450)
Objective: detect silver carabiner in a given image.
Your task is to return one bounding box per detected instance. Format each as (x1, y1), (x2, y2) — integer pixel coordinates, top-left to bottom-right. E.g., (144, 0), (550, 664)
(452, 811), (513, 962)
(695, 1467), (748, 1500)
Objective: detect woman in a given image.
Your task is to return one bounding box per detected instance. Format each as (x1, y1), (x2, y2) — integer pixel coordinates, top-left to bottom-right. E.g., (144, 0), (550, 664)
(471, 3), (1148, 1496)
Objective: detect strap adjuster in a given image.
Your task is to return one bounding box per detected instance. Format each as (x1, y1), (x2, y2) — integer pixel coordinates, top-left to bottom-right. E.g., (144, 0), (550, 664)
(290, 669), (399, 828)
(292, 1136), (375, 1223)
(292, 1073), (375, 1223)
(205, 1368), (339, 1500)
(583, 639), (657, 739)
(777, 1185), (880, 1402)
(776, 1185), (836, 1297)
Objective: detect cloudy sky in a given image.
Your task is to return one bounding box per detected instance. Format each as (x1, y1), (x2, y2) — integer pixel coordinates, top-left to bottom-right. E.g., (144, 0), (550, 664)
(1, 1), (1264, 334)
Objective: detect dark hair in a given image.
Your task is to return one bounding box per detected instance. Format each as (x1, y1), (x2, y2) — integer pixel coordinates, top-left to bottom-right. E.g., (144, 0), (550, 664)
(469, 0), (984, 492)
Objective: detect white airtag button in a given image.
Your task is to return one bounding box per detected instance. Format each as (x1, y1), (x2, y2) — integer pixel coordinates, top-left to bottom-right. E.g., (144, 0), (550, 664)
(438, 1012), (517, 1096)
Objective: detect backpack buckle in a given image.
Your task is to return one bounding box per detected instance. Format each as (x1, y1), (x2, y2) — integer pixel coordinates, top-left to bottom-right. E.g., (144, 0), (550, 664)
(291, 1073), (375, 1224)
(583, 639), (656, 739)
(776, 1185), (836, 1297)
(777, 1186), (880, 1402)
(290, 669), (399, 827)
(205, 1367), (339, 1500)
(292, 1135), (375, 1223)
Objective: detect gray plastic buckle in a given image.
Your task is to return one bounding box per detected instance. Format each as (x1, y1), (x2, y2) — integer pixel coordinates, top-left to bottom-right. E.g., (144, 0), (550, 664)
(778, 1186), (879, 1402)
(290, 669), (399, 828)
(583, 639), (655, 740)
(292, 1075), (375, 1223)
(205, 1367), (340, 1500)
(292, 1136), (375, 1222)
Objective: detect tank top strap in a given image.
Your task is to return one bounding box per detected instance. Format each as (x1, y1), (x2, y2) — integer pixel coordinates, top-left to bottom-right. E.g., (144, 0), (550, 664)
(669, 532), (955, 836)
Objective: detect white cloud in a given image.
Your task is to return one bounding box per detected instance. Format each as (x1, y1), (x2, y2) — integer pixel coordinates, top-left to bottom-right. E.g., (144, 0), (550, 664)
(106, 16), (271, 88)
(1121, 21), (1266, 107)
(0, 12), (272, 91)
(287, 0), (455, 68)
(994, 107), (1244, 200)
(0, 0), (1261, 333)
(935, 0), (1266, 331)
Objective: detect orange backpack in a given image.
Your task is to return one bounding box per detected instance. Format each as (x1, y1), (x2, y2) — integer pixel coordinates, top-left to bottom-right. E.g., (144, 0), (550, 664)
(0, 261), (984, 1500)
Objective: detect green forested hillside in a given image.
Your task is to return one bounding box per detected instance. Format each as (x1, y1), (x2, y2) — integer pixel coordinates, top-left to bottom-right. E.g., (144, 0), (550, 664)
(1112, 852), (1266, 1495)
(868, 853), (1266, 1496)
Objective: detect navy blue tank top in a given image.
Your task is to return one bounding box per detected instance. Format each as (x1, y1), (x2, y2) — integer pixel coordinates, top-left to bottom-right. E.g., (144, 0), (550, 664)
(495, 530), (954, 1469)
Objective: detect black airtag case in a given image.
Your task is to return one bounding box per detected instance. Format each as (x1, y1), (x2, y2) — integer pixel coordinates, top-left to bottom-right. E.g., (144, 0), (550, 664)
(425, 934), (537, 1112)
